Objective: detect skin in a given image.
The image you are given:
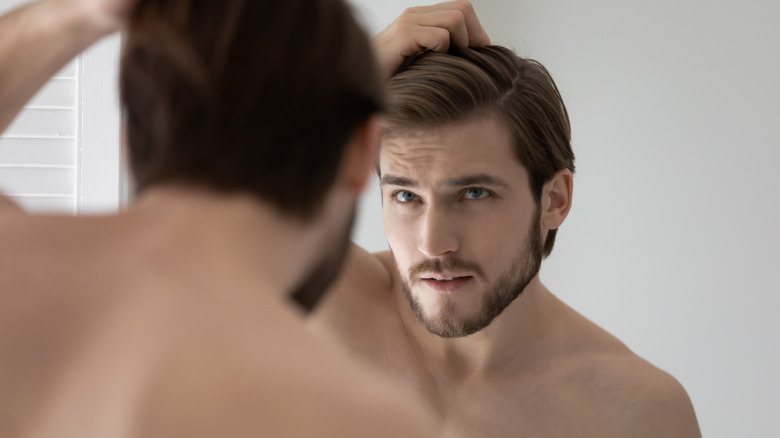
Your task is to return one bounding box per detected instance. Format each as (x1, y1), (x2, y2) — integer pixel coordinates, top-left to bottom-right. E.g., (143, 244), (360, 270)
(372, 0), (490, 79)
(310, 114), (702, 437)
(0, 0), (438, 436)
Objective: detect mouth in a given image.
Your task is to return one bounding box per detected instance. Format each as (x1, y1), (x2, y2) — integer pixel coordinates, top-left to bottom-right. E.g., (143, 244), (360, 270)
(419, 274), (474, 293)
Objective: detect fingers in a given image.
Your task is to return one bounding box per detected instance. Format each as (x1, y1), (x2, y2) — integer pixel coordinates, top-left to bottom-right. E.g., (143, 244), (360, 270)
(372, 0), (490, 78)
(405, 10), (469, 48)
(402, 25), (452, 58)
(404, 0), (490, 47)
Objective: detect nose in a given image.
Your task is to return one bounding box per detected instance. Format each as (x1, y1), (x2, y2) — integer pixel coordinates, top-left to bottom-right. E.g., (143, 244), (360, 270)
(417, 204), (459, 258)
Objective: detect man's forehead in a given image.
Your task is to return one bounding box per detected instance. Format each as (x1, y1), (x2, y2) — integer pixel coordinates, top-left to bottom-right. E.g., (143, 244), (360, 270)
(379, 116), (524, 182)
(380, 172), (512, 190)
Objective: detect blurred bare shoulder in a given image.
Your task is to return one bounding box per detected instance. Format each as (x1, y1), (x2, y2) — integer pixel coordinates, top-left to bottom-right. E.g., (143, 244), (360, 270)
(136, 304), (438, 438)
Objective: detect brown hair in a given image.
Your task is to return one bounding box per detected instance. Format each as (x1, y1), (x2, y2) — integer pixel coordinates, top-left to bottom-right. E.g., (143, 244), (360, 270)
(121, 0), (383, 220)
(385, 45), (575, 257)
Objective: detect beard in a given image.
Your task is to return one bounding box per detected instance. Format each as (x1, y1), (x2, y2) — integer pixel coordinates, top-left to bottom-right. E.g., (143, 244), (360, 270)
(289, 203), (356, 313)
(399, 210), (543, 338)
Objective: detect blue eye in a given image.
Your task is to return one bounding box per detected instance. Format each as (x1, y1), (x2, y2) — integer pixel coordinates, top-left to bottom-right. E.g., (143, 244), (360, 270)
(394, 190), (419, 203)
(464, 187), (490, 200)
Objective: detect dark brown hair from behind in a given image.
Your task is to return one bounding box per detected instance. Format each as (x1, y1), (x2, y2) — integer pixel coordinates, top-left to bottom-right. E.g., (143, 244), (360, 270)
(384, 45), (575, 257)
(121, 0), (383, 220)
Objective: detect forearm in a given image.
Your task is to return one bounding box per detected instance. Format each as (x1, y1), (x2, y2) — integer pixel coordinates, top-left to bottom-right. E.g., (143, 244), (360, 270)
(0, 0), (112, 134)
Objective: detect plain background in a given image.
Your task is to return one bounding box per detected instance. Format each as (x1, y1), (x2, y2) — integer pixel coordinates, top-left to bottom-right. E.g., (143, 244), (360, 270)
(348, 0), (780, 436)
(0, 0), (777, 436)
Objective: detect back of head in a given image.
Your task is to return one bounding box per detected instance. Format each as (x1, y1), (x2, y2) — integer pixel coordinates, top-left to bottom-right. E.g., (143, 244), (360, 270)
(121, 0), (383, 220)
(385, 45), (575, 257)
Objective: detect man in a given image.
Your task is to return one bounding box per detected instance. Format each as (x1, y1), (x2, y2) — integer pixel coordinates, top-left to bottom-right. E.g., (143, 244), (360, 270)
(310, 2), (702, 436)
(0, 0), (441, 436)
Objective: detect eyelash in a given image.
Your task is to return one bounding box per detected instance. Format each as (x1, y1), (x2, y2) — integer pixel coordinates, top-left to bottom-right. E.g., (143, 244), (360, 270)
(390, 188), (493, 204)
(391, 190), (419, 204)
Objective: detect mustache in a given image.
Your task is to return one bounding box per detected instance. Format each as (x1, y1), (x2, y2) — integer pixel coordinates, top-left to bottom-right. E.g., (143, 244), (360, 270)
(408, 258), (485, 282)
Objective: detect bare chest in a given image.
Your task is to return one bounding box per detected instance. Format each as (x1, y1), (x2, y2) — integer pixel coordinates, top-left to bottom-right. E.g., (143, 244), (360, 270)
(356, 328), (624, 438)
(431, 378), (621, 438)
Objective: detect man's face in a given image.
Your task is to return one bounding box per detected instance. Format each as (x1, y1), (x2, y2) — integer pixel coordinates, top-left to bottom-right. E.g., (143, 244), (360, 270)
(381, 115), (543, 338)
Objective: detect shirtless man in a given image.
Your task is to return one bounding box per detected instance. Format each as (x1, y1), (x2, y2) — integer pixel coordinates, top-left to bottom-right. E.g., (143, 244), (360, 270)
(0, 0), (437, 436)
(311, 2), (703, 436)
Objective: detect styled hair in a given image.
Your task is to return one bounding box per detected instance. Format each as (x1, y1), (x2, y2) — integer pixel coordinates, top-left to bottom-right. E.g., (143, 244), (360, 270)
(121, 0), (383, 220)
(385, 45), (575, 257)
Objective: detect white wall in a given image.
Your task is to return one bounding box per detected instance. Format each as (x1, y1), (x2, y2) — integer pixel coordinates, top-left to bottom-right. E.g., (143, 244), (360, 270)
(348, 0), (780, 436)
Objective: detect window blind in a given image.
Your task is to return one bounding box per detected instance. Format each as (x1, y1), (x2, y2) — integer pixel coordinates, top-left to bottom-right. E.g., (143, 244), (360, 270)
(0, 61), (78, 214)
(0, 0), (123, 215)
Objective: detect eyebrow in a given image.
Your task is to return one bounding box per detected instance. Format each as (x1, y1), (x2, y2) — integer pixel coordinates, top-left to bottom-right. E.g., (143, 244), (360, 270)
(380, 175), (418, 187)
(380, 173), (510, 189)
(443, 174), (510, 189)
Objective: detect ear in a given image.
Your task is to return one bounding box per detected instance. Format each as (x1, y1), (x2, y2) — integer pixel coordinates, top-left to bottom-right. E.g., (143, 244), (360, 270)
(340, 115), (382, 194)
(540, 169), (573, 231)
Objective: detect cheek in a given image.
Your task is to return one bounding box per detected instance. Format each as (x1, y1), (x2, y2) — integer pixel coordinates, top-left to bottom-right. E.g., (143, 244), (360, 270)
(381, 209), (396, 246)
(468, 210), (531, 266)
(383, 207), (413, 246)
(383, 213), (418, 274)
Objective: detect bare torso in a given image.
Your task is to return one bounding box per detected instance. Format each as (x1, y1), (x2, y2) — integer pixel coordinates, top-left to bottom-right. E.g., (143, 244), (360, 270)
(0, 195), (436, 438)
(311, 247), (702, 438)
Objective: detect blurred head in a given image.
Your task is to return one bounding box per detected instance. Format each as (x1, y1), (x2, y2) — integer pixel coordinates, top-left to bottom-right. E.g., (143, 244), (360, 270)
(121, 0), (383, 307)
(381, 46), (574, 337)
(121, 0), (383, 220)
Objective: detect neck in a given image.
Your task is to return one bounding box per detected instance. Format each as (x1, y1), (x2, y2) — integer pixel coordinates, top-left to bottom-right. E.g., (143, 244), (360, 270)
(125, 185), (322, 302)
(399, 275), (558, 379)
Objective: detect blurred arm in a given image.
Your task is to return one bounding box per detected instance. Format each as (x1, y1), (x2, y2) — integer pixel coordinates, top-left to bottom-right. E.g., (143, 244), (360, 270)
(0, 0), (130, 134)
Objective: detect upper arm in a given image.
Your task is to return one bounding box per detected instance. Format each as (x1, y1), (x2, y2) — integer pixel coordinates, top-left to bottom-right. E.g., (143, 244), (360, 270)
(0, 195), (24, 217)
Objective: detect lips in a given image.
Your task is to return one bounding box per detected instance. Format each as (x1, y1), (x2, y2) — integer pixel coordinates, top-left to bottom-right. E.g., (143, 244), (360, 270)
(419, 274), (473, 293)
(421, 271), (470, 281)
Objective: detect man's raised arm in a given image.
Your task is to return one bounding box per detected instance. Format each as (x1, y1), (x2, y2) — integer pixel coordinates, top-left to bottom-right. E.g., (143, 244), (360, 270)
(0, 0), (134, 134)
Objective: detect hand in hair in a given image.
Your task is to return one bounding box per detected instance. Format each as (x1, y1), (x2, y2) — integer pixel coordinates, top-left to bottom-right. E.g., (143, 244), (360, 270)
(373, 0), (491, 79)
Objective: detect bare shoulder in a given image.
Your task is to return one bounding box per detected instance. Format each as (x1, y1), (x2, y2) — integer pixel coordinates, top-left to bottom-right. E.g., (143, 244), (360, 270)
(629, 365), (701, 437)
(308, 244), (395, 331)
(585, 351), (701, 437)
(561, 335), (701, 437)
(136, 308), (438, 438)
(271, 337), (439, 437)
(546, 295), (700, 436)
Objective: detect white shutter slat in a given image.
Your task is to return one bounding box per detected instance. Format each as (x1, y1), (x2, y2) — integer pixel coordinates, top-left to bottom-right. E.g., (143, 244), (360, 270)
(28, 79), (77, 108)
(11, 196), (76, 214)
(3, 108), (76, 138)
(6, 195), (75, 214)
(0, 167), (74, 195)
(0, 138), (76, 165)
(53, 60), (78, 79)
